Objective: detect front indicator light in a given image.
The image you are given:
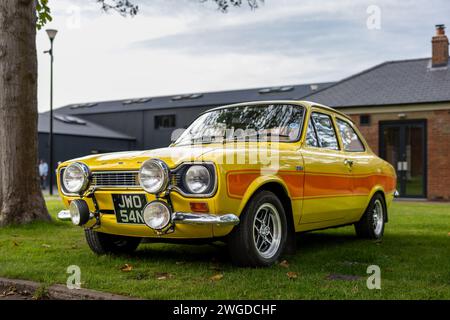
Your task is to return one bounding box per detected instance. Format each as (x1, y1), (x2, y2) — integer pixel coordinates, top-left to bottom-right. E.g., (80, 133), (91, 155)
(190, 202), (209, 213)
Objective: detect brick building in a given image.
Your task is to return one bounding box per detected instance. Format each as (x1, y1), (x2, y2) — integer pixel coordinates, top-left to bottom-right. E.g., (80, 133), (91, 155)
(307, 25), (450, 200)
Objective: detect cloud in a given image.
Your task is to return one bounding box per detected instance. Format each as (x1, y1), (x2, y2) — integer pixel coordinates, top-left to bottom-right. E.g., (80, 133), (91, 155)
(132, 0), (447, 59)
(133, 17), (356, 56)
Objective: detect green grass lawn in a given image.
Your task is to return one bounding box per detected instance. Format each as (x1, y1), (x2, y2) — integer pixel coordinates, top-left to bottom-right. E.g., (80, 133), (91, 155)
(0, 198), (449, 299)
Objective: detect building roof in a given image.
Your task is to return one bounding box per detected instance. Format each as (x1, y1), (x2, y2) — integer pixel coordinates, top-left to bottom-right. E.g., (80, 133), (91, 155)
(52, 82), (335, 115)
(38, 113), (135, 140)
(305, 58), (450, 108)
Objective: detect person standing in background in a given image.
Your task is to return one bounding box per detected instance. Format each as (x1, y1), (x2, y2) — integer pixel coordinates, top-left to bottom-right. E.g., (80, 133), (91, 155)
(39, 159), (49, 189)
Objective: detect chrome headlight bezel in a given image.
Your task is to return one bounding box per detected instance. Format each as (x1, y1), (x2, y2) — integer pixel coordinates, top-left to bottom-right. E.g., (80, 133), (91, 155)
(183, 165), (211, 194)
(62, 162), (90, 195)
(172, 162), (217, 197)
(138, 159), (169, 194)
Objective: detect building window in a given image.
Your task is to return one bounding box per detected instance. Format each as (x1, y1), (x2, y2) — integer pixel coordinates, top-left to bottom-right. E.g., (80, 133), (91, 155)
(360, 114), (371, 126)
(155, 115), (176, 129)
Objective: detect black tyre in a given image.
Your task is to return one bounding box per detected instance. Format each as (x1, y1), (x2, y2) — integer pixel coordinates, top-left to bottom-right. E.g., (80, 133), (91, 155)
(227, 190), (288, 267)
(354, 193), (386, 239)
(84, 229), (141, 255)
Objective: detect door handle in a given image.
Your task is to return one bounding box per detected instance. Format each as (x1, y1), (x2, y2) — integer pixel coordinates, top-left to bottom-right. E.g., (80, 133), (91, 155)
(344, 159), (354, 167)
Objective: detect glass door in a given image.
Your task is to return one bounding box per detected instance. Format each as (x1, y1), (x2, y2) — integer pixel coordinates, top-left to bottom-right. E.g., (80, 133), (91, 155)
(379, 120), (426, 198)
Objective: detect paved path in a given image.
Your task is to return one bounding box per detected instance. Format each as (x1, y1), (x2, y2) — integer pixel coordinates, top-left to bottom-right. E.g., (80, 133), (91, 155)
(0, 293), (32, 300)
(0, 286), (33, 300)
(0, 277), (138, 300)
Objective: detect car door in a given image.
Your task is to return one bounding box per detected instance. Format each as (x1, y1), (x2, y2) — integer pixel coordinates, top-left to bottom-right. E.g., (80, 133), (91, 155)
(300, 110), (353, 225)
(335, 117), (378, 221)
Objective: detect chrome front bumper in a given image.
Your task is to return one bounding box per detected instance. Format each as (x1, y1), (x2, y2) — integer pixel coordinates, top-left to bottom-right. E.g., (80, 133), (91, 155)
(172, 212), (239, 226)
(57, 210), (71, 221)
(57, 210), (239, 227)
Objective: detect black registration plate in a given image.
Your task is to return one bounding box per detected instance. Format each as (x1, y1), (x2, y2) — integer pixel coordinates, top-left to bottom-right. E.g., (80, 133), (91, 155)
(112, 194), (147, 224)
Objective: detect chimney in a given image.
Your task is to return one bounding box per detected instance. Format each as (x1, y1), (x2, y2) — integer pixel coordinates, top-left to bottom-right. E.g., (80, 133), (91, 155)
(432, 24), (449, 67)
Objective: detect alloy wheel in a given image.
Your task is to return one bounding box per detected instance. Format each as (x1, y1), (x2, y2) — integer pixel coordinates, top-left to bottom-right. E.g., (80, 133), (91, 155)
(252, 203), (282, 259)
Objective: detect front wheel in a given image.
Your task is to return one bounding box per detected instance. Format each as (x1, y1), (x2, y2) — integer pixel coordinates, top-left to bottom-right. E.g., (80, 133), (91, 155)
(84, 229), (141, 255)
(227, 191), (288, 267)
(354, 193), (386, 239)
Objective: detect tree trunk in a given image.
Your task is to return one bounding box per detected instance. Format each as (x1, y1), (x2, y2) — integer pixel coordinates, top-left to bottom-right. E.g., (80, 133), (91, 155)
(0, 0), (50, 226)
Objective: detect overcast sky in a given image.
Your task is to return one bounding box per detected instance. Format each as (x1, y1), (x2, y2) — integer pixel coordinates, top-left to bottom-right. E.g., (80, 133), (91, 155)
(36, 0), (450, 112)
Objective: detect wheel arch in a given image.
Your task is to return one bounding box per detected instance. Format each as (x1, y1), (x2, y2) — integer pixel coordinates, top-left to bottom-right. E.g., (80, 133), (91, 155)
(367, 187), (388, 223)
(239, 180), (295, 236)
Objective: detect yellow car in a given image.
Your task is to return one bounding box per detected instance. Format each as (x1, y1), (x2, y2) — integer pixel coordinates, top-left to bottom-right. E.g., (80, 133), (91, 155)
(57, 101), (397, 267)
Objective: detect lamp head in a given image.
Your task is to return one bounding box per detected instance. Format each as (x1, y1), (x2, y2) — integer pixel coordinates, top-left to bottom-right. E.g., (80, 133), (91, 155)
(46, 29), (58, 41)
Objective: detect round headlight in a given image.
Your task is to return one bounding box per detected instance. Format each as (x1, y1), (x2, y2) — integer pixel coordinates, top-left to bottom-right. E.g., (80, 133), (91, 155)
(143, 201), (171, 230)
(63, 163), (90, 194)
(184, 165), (211, 194)
(138, 159), (169, 194)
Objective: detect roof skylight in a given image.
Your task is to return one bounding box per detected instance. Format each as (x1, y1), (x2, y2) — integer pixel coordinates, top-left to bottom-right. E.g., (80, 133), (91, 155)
(171, 93), (203, 101)
(122, 97), (152, 105)
(54, 114), (86, 125)
(69, 103), (98, 109)
(258, 86), (294, 94)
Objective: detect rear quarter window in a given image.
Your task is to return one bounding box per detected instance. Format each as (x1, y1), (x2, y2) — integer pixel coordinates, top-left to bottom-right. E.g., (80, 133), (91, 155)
(336, 118), (365, 152)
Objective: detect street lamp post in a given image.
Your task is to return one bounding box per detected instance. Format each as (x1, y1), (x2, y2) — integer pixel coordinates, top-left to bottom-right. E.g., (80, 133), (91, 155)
(45, 29), (57, 195)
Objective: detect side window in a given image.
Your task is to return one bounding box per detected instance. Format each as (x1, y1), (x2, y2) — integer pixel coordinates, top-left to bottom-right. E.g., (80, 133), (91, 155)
(336, 118), (365, 152)
(311, 112), (339, 150)
(306, 120), (319, 147)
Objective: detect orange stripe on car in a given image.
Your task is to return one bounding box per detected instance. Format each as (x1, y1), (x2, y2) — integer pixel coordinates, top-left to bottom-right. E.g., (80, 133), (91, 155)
(227, 171), (396, 199)
(227, 169), (303, 199)
(227, 172), (260, 199)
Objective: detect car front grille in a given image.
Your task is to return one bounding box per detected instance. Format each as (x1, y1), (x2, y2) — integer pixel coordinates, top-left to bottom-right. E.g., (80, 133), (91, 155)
(91, 171), (139, 187)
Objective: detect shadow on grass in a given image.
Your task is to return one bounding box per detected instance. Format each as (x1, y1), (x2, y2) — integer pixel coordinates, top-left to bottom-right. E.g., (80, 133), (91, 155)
(130, 228), (448, 267)
(135, 242), (229, 265)
(131, 230), (362, 266)
(295, 231), (360, 252)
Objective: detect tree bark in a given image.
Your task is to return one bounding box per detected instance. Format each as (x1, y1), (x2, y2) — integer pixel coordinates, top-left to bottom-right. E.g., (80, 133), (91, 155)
(0, 0), (50, 226)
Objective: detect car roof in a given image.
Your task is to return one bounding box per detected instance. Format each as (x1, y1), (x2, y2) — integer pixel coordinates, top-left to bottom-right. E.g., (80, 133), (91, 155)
(203, 100), (354, 123)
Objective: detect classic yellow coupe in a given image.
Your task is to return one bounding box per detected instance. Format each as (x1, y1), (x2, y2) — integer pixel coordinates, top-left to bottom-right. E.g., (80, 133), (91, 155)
(57, 101), (396, 266)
